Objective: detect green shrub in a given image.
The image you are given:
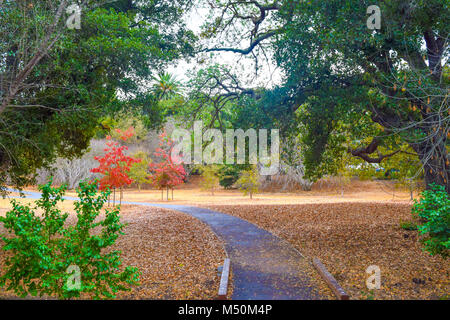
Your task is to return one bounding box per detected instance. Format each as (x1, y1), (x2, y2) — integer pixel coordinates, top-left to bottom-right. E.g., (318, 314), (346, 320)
(412, 184), (449, 258)
(236, 166), (260, 199)
(199, 165), (220, 195)
(218, 164), (250, 189)
(218, 165), (241, 189)
(0, 180), (139, 299)
(129, 151), (152, 191)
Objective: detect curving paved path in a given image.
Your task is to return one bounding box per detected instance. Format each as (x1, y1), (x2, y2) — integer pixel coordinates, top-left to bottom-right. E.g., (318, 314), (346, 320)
(6, 189), (326, 300)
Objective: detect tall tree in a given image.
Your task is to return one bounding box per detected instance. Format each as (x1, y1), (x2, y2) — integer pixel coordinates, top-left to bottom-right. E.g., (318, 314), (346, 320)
(199, 0), (450, 192)
(152, 72), (182, 100)
(0, 0), (196, 194)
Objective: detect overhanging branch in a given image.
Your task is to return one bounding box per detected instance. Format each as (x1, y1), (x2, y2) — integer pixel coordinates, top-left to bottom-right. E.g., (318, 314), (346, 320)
(348, 138), (401, 163)
(202, 29), (279, 55)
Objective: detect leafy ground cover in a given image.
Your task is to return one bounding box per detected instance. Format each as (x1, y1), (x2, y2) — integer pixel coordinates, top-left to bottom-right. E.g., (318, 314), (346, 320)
(206, 203), (449, 300)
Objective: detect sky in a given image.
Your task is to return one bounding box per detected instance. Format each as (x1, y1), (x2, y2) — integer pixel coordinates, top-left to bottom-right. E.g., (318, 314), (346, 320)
(167, 5), (283, 89)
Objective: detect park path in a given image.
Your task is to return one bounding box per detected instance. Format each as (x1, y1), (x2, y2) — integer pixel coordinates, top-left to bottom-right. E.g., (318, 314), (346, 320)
(7, 189), (327, 300)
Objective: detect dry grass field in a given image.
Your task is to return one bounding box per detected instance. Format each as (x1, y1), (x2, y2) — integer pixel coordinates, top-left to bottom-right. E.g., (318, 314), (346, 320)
(14, 178), (416, 206)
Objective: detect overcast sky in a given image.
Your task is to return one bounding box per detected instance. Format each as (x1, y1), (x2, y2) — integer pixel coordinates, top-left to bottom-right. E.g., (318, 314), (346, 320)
(167, 5), (283, 89)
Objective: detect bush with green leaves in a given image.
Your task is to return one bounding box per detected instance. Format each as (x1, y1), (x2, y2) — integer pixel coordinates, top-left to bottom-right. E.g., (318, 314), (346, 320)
(218, 164), (249, 189)
(412, 184), (449, 258)
(199, 165), (220, 195)
(0, 180), (139, 299)
(236, 166), (260, 199)
(129, 151), (152, 191)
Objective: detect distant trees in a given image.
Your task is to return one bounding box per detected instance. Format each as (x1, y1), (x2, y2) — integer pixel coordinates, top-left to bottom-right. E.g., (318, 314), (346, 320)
(151, 72), (185, 117)
(152, 72), (183, 101)
(128, 151), (152, 191)
(218, 165), (247, 189)
(107, 112), (150, 143)
(198, 0), (449, 193)
(35, 139), (107, 189)
(0, 1), (195, 194)
(38, 157), (97, 190)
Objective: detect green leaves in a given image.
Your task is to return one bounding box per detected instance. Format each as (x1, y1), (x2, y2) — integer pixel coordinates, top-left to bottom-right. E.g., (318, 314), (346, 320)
(218, 164), (249, 189)
(198, 165), (221, 195)
(128, 151), (152, 190)
(0, 179), (140, 299)
(0, 1), (196, 194)
(412, 184), (450, 258)
(267, 0), (449, 188)
(236, 166), (260, 199)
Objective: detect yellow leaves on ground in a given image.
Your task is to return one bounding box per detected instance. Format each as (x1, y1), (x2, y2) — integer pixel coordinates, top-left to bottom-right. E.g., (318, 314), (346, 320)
(112, 206), (228, 300)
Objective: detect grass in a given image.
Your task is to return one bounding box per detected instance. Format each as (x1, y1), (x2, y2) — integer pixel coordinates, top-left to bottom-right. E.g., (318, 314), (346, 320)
(18, 178), (417, 206)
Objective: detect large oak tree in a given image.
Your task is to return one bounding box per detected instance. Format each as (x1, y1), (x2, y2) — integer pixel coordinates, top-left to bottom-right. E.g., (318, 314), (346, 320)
(200, 0), (449, 192)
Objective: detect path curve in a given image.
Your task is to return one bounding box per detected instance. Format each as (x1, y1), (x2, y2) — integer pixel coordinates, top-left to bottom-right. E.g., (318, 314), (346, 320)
(7, 189), (326, 300)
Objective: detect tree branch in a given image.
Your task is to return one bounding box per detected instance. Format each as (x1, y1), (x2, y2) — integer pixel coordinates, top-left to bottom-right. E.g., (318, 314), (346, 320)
(348, 138), (401, 163)
(202, 29), (279, 55)
(0, 1), (68, 114)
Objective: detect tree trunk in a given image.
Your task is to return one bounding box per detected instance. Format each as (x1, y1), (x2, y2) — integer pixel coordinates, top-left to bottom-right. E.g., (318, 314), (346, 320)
(423, 162), (449, 193)
(166, 187), (169, 201)
(411, 137), (449, 193)
(113, 188), (116, 206)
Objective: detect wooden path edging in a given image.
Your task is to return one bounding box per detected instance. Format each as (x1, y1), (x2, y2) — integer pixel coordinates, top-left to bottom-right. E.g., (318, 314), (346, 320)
(313, 258), (349, 300)
(217, 258), (231, 300)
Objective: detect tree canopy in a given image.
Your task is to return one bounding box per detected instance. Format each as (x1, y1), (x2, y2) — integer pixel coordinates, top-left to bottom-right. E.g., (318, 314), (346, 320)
(0, 0), (195, 193)
(195, 0), (449, 192)
(1, 0), (448, 194)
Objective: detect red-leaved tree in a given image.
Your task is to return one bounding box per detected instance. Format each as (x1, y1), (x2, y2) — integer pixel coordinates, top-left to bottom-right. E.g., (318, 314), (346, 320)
(91, 128), (140, 205)
(149, 131), (186, 200)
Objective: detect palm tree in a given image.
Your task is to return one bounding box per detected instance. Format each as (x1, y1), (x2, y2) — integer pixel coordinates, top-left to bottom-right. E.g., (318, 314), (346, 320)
(151, 72), (182, 100)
